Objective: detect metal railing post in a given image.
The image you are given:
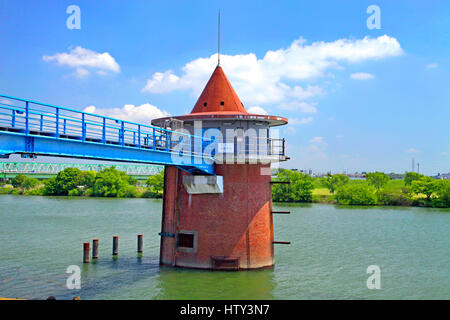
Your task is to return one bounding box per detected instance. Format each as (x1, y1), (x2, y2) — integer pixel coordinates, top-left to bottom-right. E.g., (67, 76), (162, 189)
(40, 115), (43, 131)
(63, 119), (67, 134)
(152, 128), (156, 150)
(81, 113), (86, 141)
(166, 131), (170, 151)
(55, 107), (59, 137)
(11, 110), (15, 128)
(137, 125), (141, 148)
(102, 117), (106, 143)
(121, 121), (125, 146)
(25, 101), (29, 134)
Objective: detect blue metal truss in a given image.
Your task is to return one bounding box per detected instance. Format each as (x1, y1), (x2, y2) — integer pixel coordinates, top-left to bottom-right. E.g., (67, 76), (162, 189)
(0, 162), (163, 176)
(0, 93), (215, 175)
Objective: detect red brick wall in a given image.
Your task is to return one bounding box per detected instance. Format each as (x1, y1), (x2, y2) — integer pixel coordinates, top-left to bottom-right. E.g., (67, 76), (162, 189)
(160, 164), (274, 270)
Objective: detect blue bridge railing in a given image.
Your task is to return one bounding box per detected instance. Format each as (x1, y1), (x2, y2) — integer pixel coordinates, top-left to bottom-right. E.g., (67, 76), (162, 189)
(0, 93), (215, 174)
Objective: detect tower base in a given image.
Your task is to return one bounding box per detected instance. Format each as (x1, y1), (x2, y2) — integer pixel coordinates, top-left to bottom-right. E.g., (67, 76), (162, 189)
(159, 164), (275, 270)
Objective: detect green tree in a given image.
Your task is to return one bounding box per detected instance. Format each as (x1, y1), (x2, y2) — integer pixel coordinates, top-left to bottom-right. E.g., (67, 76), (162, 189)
(118, 185), (138, 198)
(410, 177), (438, 200)
(92, 167), (135, 197)
(81, 170), (96, 188)
(54, 167), (83, 195)
(366, 172), (390, 191)
(335, 184), (378, 205)
(323, 173), (350, 194)
(43, 177), (57, 195)
(11, 174), (27, 188)
(433, 180), (450, 208)
(404, 172), (423, 186)
(272, 169), (314, 202)
(143, 171), (165, 198)
(22, 177), (39, 190)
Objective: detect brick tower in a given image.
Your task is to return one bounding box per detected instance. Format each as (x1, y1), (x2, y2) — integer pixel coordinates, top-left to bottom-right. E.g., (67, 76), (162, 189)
(152, 64), (288, 270)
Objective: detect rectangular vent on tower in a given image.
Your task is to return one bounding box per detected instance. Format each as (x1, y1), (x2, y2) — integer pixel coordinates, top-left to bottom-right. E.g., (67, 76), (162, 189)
(177, 233), (193, 248)
(177, 231), (197, 252)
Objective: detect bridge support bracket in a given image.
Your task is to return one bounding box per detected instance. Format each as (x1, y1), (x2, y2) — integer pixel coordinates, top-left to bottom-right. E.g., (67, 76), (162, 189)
(271, 211), (290, 214)
(159, 232), (175, 238)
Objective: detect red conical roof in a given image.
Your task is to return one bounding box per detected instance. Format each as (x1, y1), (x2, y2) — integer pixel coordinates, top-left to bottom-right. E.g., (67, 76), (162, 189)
(152, 65), (288, 127)
(190, 66), (248, 115)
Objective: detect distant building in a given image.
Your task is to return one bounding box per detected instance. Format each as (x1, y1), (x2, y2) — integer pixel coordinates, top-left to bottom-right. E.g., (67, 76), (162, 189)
(433, 172), (450, 180)
(387, 173), (404, 180)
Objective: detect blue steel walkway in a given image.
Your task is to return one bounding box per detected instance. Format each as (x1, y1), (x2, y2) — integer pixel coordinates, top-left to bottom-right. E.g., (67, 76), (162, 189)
(0, 94), (214, 175)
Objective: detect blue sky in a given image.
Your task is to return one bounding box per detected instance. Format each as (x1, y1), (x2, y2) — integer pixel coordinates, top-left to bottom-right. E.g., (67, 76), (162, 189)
(0, 0), (449, 174)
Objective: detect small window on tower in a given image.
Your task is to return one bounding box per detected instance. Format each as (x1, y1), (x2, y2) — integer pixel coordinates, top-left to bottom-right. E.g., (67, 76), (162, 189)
(220, 101), (225, 106)
(177, 232), (194, 249)
(203, 102), (207, 107)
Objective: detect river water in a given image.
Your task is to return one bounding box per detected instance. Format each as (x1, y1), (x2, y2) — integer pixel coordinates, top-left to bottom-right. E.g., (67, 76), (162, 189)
(0, 195), (448, 300)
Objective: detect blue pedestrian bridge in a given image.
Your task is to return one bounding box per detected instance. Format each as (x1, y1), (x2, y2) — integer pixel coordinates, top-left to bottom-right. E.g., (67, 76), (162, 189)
(0, 94), (214, 175)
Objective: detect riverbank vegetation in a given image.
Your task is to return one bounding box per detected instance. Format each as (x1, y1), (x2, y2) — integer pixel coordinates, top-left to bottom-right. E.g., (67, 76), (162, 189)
(0, 167), (164, 199)
(272, 169), (449, 208)
(1, 167), (448, 208)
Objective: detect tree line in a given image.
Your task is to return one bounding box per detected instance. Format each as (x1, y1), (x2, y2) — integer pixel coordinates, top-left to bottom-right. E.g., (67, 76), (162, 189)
(271, 169), (450, 208)
(1, 167), (449, 208)
(0, 167), (164, 199)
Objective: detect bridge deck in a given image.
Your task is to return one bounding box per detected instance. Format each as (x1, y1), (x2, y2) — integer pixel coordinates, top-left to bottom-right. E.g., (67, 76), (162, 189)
(0, 94), (214, 175)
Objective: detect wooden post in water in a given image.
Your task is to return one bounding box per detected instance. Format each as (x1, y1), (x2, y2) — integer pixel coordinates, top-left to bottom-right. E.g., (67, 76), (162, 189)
(137, 234), (143, 254)
(83, 242), (90, 263)
(112, 236), (119, 257)
(92, 239), (99, 261)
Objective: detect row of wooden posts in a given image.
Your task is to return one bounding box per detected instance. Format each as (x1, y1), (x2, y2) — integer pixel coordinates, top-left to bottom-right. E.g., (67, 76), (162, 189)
(83, 235), (143, 263)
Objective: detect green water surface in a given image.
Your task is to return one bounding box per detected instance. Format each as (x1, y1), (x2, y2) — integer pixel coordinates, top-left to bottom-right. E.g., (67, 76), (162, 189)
(0, 195), (448, 299)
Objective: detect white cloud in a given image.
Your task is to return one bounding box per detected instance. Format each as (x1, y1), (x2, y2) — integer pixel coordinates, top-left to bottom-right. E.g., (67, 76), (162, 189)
(83, 103), (170, 124)
(247, 106), (268, 115)
(43, 46), (120, 76)
(75, 67), (90, 78)
(285, 126), (297, 135)
(426, 63), (438, 69)
(278, 101), (317, 113)
(290, 117), (313, 125)
(350, 72), (374, 80)
(142, 35), (402, 111)
(407, 148), (419, 153)
(307, 136), (327, 159)
(290, 85), (325, 100)
(310, 136), (324, 144)
(336, 134), (344, 139)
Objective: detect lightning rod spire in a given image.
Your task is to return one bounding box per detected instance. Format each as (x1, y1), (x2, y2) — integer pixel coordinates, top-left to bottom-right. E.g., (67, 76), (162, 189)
(218, 10), (221, 66)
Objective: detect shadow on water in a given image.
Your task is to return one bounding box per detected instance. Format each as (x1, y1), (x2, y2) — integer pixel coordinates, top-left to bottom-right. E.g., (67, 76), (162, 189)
(154, 266), (275, 300)
(51, 255), (161, 300)
(52, 256), (275, 300)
